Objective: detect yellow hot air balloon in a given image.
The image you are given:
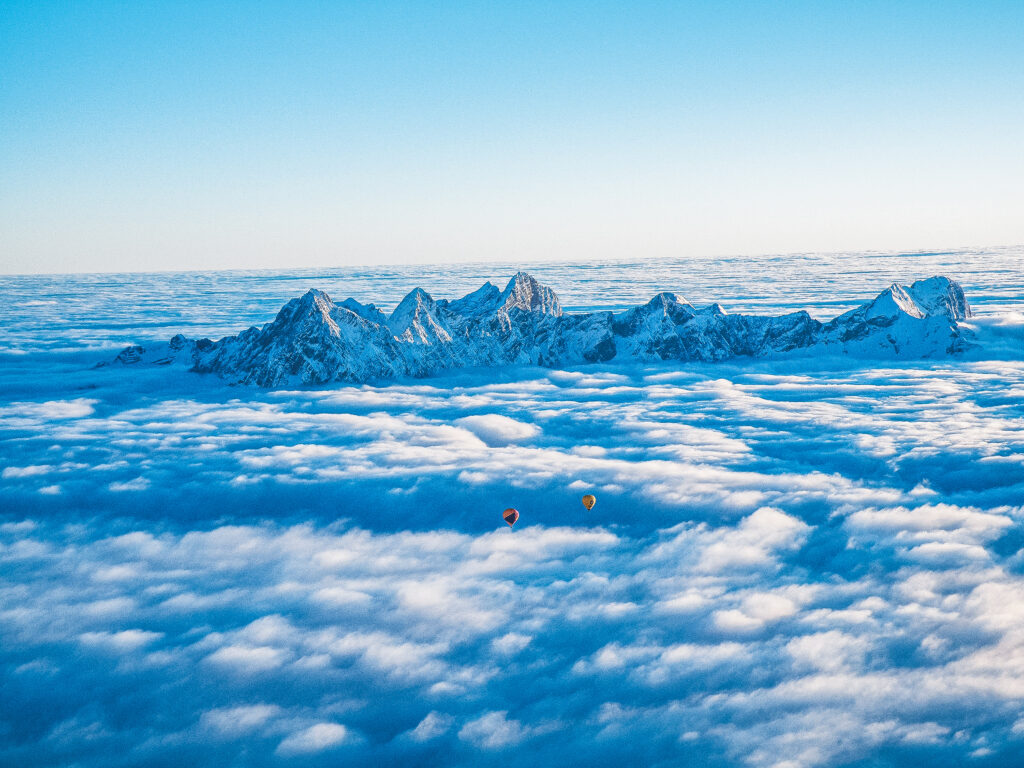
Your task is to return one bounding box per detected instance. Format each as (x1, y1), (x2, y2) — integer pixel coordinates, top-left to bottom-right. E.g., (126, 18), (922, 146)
(582, 494), (596, 511)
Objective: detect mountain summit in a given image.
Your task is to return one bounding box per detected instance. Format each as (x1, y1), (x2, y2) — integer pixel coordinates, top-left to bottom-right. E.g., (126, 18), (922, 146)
(112, 274), (976, 387)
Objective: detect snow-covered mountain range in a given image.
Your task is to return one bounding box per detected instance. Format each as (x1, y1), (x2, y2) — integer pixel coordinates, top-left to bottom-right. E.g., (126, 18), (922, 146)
(111, 273), (975, 386)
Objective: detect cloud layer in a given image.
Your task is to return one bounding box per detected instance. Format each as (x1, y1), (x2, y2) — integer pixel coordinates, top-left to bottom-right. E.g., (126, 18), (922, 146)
(2, 356), (1024, 766)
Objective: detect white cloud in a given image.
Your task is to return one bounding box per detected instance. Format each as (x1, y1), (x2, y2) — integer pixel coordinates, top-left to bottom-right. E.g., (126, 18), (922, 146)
(79, 629), (163, 652)
(455, 414), (540, 446)
(491, 632), (532, 656)
(698, 508), (811, 572)
(275, 723), (350, 755)
(200, 704), (282, 737)
(3, 356), (1024, 766)
(108, 477), (150, 492)
(458, 711), (531, 749)
(205, 645), (290, 672)
(405, 711), (453, 742)
(2, 465), (53, 479)
(787, 631), (870, 673)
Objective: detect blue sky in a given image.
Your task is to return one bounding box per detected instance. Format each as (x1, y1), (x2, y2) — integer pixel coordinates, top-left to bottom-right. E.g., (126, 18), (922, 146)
(2, 1), (1024, 273)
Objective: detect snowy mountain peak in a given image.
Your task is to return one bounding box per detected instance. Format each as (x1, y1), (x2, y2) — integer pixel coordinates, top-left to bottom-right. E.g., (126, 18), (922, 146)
(340, 297), (387, 325)
(112, 274), (977, 387)
(297, 287), (333, 310)
(906, 276), (972, 320)
(499, 272), (562, 316)
(869, 284), (927, 320)
(445, 281), (502, 316)
(644, 292), (695, 315)
(830, 276), (973, 333)
(275, 288), (341, 337)
(389, 287), (434, 321)
(387, 288), (451, 344)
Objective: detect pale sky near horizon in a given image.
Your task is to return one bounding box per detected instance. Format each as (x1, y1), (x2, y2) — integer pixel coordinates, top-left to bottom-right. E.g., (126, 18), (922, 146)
(2, 1), (1023, 275)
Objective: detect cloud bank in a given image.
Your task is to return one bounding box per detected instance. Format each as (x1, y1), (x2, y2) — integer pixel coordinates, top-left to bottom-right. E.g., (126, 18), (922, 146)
(2, 357), (1024, 766)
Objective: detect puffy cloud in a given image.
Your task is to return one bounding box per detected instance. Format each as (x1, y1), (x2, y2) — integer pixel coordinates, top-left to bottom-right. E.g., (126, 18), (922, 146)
(200, 704), (282, 737)
(205, 644), (291, 673)
(698, 507), (811, 573)
(405, 711), (453, 742)
(786, 631), (871, 673)
(2, 465), (53, 479)
(275, 723), (351, 756)
(454, 414), (540, 446)
(3, 351), (1024, 766)
(458, 711), (533, 749)
(78, 629), (163, 653)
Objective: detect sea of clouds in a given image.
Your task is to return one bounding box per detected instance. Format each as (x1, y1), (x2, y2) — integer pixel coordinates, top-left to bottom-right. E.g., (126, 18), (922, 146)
(2, 256), (1024, 766)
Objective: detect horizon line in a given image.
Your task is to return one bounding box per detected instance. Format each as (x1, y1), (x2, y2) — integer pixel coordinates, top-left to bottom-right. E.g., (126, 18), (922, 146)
(1, 242), (1019, 280)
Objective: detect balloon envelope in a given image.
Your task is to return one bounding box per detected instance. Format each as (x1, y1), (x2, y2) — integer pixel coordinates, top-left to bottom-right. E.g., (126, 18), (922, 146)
(582, 494), (596, 511)
(503, 508), (519, 527)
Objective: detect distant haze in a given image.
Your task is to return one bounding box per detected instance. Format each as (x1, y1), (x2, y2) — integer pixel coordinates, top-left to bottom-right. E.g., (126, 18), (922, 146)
(2, 1), (1023, 274)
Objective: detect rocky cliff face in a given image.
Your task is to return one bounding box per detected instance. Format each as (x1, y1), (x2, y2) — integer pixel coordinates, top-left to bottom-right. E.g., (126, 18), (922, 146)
(111, 272), (976, 387)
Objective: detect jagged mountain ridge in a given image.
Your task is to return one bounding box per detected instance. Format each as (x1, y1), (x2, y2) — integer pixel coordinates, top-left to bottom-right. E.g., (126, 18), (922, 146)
(112, 272), (975, 387)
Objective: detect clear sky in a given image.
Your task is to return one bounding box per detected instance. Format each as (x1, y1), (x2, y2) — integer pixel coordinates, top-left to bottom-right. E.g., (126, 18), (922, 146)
(2, 0), (1023, 274)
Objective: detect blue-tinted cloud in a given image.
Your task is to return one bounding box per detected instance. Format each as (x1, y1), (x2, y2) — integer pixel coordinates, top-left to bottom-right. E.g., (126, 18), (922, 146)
(2, 355), (1024, 766)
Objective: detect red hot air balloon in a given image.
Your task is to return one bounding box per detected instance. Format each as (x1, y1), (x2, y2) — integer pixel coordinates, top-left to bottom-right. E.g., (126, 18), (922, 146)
(503, 508), (519, 528)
